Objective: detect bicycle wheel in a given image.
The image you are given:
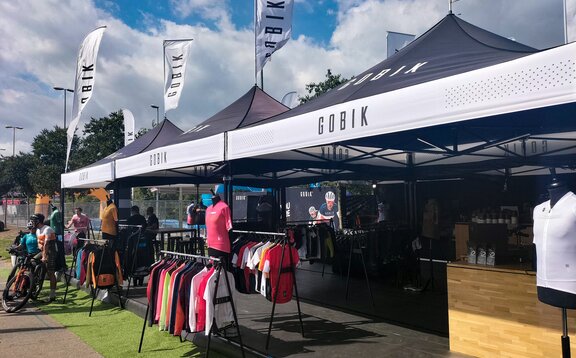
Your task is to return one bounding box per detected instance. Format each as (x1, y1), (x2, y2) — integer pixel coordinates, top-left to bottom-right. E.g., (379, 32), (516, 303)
(31, 264), (46, 300)
(2, 272), (35, 312)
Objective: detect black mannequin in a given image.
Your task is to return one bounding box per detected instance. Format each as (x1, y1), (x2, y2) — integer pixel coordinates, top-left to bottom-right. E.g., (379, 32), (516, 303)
(210, 189), (221, 205)
(537, 178), (576, 308)
(549, 177), (570, 209)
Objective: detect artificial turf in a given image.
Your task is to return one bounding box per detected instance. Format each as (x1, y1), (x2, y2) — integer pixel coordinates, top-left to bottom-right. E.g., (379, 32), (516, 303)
(35, 283), (220, 357)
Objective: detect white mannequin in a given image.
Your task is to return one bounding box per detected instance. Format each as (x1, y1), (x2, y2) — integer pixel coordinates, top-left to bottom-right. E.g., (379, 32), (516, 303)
(534, 178), (576, 309)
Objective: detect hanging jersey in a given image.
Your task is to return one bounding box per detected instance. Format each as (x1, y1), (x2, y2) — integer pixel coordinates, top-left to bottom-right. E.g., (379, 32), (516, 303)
(533, 192), (576, 295)
(205, 201), (233, 253)
(263, 245), (300, 304)
(189, 267), (210, 333)
(203, 268), (236, 336)
(89, 248), (123, 289)
(196, 267), (216, 332)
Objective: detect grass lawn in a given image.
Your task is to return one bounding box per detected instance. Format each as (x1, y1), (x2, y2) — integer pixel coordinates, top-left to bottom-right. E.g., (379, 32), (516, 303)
(36, 282), (217, 357)
(0, 226), (20, 260)
(0, 225), (221, 358)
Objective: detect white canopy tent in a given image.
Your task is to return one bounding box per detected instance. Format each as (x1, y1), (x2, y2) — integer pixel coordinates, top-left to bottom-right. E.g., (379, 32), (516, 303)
(225, 15), (576, 185)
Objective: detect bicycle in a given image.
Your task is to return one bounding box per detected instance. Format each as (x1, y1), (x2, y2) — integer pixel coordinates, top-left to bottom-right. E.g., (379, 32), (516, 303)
(2, 248), (47, 312)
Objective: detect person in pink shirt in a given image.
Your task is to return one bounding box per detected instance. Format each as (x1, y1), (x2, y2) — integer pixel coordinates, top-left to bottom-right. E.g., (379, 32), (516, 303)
(66, 207), (90, 252)
(205, 194), (232, 266)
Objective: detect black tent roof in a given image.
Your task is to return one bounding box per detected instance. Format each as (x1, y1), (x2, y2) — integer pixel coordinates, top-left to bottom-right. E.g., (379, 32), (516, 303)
(168, 86), (288, 145)
(256, 14), (537, 124)
(86, 118), (183, 167)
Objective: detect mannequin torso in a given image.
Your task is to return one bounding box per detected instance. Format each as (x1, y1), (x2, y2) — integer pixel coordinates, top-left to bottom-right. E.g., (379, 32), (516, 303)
(533, 180), (576, 308)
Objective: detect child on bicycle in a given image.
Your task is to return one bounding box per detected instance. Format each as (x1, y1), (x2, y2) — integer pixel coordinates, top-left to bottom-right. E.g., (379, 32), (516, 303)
(31, 214), (58, 302)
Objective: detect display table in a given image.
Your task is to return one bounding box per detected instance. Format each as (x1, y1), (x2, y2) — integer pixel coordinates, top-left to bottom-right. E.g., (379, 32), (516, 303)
(447, 262), (576, 357)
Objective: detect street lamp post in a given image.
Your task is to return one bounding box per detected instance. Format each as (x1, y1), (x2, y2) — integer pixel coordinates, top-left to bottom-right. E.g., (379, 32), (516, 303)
(53, 87), (74, 128)
(151, 105), (159, 127)
(5, 126), (23, 157)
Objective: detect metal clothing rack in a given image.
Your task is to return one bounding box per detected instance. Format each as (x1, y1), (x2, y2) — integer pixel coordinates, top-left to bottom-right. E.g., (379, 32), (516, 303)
(63, 236), (107, 304)
(68, 237), (125, 316)
(138, 250), (245, 358)
(344, 230), (375, 308)
(232, 230), (305, 352)
(118, 224), (145, 298)
(283, 220), (335, 278)
(62, 220), (96, 303)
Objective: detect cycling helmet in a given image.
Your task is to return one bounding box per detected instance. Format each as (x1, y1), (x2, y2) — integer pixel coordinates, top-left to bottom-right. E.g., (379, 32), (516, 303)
(308, 206), (317, 214)
(325, 191), (336, 201)
(30, 213), (45, 225)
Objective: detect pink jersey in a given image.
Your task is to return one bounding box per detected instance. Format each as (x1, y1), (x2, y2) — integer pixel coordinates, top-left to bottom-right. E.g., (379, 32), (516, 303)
(205, 201), (232, 253)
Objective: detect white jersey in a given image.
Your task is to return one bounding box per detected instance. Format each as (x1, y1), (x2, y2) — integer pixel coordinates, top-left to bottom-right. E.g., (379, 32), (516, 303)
(203, 268), (235, 336)
(188, 268), (209, 333)
(533, 191), (576, 295)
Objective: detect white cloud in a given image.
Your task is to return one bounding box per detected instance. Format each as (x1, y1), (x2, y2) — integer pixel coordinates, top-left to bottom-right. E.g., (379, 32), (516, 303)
(0, 0), (566, 158)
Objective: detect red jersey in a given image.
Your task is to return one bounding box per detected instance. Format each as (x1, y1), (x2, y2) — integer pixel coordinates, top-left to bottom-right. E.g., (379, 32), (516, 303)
(205, 201), (232, 253)
(196, 267), (215, 332)
(263, 245), (300, 304)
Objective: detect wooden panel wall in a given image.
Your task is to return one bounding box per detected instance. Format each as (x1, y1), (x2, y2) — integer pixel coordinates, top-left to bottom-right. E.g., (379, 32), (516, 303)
(448, 264), (576, 357)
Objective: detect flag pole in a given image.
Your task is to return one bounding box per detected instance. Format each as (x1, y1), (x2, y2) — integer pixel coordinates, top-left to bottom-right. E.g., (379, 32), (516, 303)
(564, 0), (568, 44)
(254, 0), (258, 87)
(163, 40), (167, 118)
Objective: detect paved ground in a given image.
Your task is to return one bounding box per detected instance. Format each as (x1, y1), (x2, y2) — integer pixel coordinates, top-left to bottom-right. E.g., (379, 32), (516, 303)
(0, 255), (471, 358)
(125, 263), (471, 358)
(0, 258), (102, 358)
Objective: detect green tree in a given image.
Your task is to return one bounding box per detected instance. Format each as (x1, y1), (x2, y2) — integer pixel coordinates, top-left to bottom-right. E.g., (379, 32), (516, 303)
(2, 154), (38, 196)
(299, 69), (349, 104)
(29, 126), (80, 195)
(74, 110), (125, 168)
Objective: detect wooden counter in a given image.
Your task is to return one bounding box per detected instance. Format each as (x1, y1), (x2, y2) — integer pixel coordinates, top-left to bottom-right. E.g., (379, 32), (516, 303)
(448, 262), (576, 357)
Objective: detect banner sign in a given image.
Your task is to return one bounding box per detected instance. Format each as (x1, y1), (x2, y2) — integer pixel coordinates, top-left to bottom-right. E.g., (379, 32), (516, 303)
(286, 187), (340, 230)
(255, 0), (294, 72)
(164, 39), (193, 113)
(122, 109), (135, 146)
(66, 26), (106, 171)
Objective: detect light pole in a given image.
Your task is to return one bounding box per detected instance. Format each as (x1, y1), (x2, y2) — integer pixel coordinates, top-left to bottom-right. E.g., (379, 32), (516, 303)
(151, 105), (159, 127)
(53, 87), (74, 128)
(5, 126), (23, 157)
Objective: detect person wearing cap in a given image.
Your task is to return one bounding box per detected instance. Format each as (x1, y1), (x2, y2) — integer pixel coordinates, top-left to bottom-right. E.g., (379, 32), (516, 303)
(318, 191), (339, 222)
(308, 206), (322, 224)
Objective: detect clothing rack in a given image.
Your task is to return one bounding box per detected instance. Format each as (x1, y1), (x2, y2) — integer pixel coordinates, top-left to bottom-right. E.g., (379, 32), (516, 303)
(232, 229), (285, 236)
(232, 229), (305, 352)
(63, 220), (98, 303)
(62, 237), (109, 304)
(138, 250), (245, 358)
(286, 218), (334, 227)
(283, 222), (336, 278)
(66, 237), (125, 316)
(118, 224), (145, 298)
(344, 230), (375, 308)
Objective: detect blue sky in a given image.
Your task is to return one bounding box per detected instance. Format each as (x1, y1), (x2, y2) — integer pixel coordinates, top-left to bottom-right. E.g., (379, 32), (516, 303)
(95, 0), (339, 45)
(0, 0), (574, 155)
